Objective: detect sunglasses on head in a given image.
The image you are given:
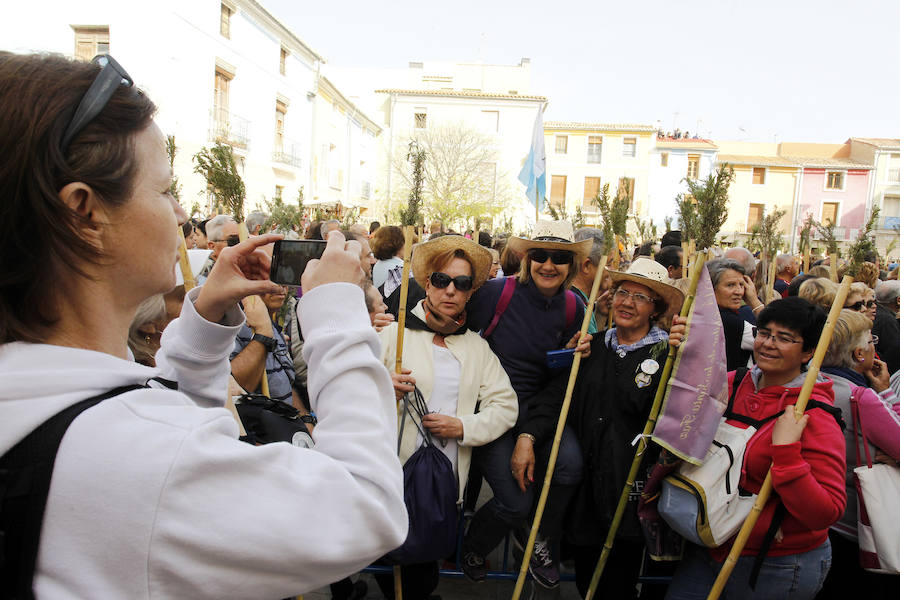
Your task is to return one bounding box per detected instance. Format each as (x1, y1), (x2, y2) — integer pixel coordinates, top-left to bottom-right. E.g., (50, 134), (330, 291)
(528, 249), (573, 265)
(429, 272), (474, 291)
(61, 55), (134, 153)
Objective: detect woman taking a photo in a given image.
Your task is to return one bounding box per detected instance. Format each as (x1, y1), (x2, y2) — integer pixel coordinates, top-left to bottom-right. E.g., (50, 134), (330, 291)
(0, 52), (406, 598)
(519, 258), (684, 598)
(376, 235), (518, 599)
(666, 298), (846, 600)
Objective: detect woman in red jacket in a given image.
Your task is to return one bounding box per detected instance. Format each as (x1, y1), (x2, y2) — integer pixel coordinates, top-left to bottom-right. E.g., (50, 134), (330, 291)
(666, 297), (847, 600)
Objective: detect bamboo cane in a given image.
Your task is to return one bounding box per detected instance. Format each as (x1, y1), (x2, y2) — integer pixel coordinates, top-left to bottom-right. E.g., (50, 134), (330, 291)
(830, 252), (839, 282)
(682, 241), (691, 280)
(511, 256), (608, 600)
(584, 252), (709, 600)
(391, 225), (415, 600)
(705, 276), (853, 600)
(767, 253), (778, 302)
(803, 248), (810, 274)
(176, 225), (197, 292)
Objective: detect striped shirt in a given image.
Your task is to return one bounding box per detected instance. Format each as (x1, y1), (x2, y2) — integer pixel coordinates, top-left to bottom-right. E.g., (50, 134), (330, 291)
(231, 322), (295, 403)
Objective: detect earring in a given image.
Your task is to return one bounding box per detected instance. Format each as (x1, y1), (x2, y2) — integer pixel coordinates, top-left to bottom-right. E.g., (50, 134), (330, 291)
(144, 334), (152, 345)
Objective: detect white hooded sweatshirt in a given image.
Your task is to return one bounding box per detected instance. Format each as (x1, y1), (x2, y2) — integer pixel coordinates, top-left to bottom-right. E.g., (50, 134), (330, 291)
(0, 283), (407, 599)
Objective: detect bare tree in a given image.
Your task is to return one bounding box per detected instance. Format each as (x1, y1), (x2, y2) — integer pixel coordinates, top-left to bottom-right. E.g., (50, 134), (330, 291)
(389, 123), (511, 229)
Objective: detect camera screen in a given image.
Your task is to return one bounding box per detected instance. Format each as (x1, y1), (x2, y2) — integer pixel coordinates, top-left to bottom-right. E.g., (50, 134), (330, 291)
(270, 240), (326, 286)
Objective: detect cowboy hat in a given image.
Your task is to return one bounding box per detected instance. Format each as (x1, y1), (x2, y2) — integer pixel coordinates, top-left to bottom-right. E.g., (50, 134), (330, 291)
(608, 257), (685, 317)
(411, 234), (493, 291)
(506, 220), (592, 264)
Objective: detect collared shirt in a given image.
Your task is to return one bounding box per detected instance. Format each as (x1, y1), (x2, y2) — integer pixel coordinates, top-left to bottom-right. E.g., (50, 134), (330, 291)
(605, 325), (668, 358)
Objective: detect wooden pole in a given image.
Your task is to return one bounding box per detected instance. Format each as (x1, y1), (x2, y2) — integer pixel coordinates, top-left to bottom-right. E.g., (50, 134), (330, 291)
(176, 225), (196, 292)
(705, 276), (853, 600)
(767, 253), (778, 302)
(830, 251), (839, 282)
(803, 248), (810, 274)
(391, 225), (415, 600)
(511, 256), (608, 600)
(584, 252), (709, 600)
(682, 241), (691, 280)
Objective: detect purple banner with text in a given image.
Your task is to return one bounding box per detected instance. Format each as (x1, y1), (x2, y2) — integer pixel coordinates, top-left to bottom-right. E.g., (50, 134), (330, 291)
(651, 266), (728, 464)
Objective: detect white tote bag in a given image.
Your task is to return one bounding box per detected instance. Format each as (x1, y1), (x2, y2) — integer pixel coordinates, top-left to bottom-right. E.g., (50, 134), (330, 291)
(851, 394), (900, 574)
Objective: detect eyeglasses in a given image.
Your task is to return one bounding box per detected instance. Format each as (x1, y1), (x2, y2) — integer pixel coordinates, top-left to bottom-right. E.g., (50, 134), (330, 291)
(528, 249), (573, 265)
(613, 288), (655, 306)
(60, 55), (134, 153)
(429, 272), (474, 291)
(211, 235), (240, 246)
(869, 335), (880, 346)
(845, 300), (877, 311)
(752, 327), (802, 346)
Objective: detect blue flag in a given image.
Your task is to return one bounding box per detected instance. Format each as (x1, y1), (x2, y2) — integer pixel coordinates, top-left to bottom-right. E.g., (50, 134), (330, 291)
(518, 107), (546, 211)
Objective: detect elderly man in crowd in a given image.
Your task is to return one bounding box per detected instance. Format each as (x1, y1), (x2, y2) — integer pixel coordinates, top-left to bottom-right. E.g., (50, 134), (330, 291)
(320, 219), (341, 239)
(774, 253), (799, 298)
(198, 215), (239, 281)
(246, 211), (268, 236)
(573, 227), (606, 334)
(873, 280), (900, 373)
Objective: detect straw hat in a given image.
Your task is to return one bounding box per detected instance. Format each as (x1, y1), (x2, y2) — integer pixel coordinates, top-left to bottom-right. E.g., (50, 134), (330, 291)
(506, 220), (592, 264)
(411, 235), (493, 291)
(608, 257), (685, 317)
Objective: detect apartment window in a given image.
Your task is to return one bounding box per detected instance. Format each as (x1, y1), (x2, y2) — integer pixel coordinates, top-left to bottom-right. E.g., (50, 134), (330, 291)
(214, 68), (231, 115)
(72, 26), (109, 61)
(618, 177), (635, 211)
(747, 203), (764, 231)
(550, 175), (567, 207)
(660, 152), (669, 167)
(822, 202), (839, 226)
(826, 171), (844, 190)
(414, 112), (427, 129)
(555, 136), (568, 154)
(587, 136), (602, 164)
(274, 185), (283, 200)
(622, 137), (637, 158)
(752, 167), (766, 185)
(687, 154), (700, 179)
(220, 3), (233, 38)
(583, 176), (601, 208)
(274, 101), (286, 151)
(481, 110), (499, 133)
(889, 154), (900, 183)
(279, 47), (288, 76)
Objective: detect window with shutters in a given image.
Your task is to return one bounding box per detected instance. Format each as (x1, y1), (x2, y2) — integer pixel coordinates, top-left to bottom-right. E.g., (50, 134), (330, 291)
(587, 136), (602, 163)
(687, 154), (700, 179)
(822, 202), (839, 226)
(752, 167), (766, 185)
(747, 203), (764, 231)
(220, 3), (233, 39)
(550, 175), (567, 207)
(414, 112), (427, 129)
(583, 177), (601, 209)
(72, 26), (109, 61)
(275, 185), (283, 201)
(274, 101), (286, 152)
(555, 136), (568, 154)
(622, 137), (637, 158)
(826, 171), (844, 190)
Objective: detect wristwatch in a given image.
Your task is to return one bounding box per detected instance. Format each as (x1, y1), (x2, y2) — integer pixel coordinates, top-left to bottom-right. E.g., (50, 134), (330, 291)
(251, 333), (277, 352)
(299, 412), (317, 426)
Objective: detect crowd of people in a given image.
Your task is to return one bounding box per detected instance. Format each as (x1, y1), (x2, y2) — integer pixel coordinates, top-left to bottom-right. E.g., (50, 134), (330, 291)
(2, 52), (899, 600)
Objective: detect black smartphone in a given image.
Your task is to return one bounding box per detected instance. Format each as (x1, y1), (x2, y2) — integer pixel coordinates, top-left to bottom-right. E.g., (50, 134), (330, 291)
(269, 240), (326, 286)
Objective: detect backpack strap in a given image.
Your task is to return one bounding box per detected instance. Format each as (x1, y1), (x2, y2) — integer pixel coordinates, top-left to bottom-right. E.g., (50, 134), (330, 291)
(481, 276), (516, 339)
(564, 289), (577, 331)
(749, 502), (788, 589)
(0, 384), (146, 599)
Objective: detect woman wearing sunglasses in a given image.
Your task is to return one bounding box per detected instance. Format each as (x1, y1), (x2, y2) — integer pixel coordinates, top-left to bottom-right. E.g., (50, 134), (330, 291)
(0, 53), (406, 597)
(459, 220), (592, 587)
(819, 309), (900, 598)
(520, 258), (684, 597)
(376, 235), (518, 599)
(667, 298), (846, 600)
(844, 281), (877, 323)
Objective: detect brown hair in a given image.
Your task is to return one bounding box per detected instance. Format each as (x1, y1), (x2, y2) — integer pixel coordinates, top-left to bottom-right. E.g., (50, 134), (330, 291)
(856, 262), (879, 289)
(0, 53), (156, 343)
(517, 249), (577, 291)
(426, 248), (474, 278)
(798, 277), (838, 310)
(371, 225), (405, 260)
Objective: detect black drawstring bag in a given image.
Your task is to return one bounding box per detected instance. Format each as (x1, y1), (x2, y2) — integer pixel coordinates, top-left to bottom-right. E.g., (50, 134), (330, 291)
(235, 393), (313, 448)
(384, 387), (458, 565)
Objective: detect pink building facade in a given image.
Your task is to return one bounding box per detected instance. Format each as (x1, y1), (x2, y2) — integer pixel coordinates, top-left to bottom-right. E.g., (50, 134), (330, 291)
(795, 166), (871, 243)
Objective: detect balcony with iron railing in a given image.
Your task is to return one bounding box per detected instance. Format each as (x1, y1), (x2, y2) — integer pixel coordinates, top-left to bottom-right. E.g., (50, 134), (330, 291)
(209, 108), (250, 148)
(272, 137), (302, 168)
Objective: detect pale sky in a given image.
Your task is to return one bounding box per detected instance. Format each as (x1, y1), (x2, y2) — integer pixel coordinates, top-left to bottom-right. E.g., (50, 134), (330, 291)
(266, 0), (900, 144)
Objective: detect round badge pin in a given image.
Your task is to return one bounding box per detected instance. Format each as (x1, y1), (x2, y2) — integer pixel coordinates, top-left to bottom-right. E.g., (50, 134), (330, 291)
(641, 359), (660, 375)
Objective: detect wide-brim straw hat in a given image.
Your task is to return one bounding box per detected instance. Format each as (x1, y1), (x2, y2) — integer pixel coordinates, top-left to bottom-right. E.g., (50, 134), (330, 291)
(608, 257), (685, 318)
(411, 234), (493, 291)
(506, 220), (592, 264)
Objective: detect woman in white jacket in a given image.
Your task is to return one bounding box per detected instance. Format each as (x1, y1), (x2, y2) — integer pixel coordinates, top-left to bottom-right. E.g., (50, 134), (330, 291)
(0, 52), (406, 599)
(377, 235), (519, 599)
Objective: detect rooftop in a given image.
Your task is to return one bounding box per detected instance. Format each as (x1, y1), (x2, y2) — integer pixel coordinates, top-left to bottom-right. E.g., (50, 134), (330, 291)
(717, 154), (872, 169)
(851, 138), (900, 150)
(544, 121), (656, 132)
(656, 137), (718, 150)
(374, 88), (546, 101)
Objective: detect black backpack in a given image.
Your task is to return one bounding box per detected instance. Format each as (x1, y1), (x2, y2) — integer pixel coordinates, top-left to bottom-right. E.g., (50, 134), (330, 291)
(384, 387), (458, 565)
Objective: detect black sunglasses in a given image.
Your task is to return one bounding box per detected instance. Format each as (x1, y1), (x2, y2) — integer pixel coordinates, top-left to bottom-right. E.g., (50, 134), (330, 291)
(226, 234), (240, 247)
(429, 272), (474, 291)
(846, 299), (877, 311)
(528, 249), (574, 265)
(60, 55), (134, 153)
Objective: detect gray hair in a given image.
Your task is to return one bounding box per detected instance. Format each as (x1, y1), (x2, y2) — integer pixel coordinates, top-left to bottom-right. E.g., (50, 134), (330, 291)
(320, 219), (341, 240)
(127, 294), (166, 365)
(776, 253), (794, 272)
(876, 279), (900, 309)
(206, 215), (235, 242)
(706, 258), (746, 288)
(574, 227), (605, 266)
(246, 211), (268, 234)
(724, 247), (756, 276)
